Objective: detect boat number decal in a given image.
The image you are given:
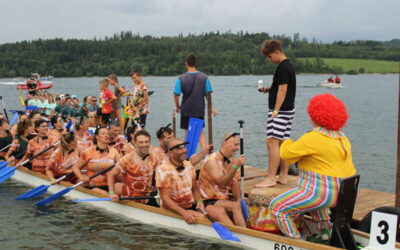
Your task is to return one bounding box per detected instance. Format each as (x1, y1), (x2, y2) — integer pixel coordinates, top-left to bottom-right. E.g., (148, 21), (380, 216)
(376, 220), (389, 244)
(274, 243), (294, 250)
(369, 211), (397, 249)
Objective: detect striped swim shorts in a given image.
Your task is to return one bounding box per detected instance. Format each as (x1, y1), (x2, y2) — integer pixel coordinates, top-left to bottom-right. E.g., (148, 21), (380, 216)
(266, 109), (295, 140)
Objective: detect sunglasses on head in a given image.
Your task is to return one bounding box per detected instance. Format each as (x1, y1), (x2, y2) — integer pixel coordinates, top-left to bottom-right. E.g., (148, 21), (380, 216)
(225, 132), (239, 141)
(168, 141), (190, 151)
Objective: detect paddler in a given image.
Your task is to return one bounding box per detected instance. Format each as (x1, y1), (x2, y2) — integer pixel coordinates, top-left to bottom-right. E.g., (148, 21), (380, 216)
(121, 125), (137, 156)
(17, 119), (57, 174)
(74, 116), (92, 153)
(71, 127), (120, 195)
(107, 130), (159, 206)
(197, 132), (247, 227)
(269, 93), (356, 241)
(49, 114), (67, 141)
(5, 119), (33, 165)
(108, 120), (126, 155)
(0, 117), (13, 160)
(156, 138), (209, 224)
(46, 132), (79, 184)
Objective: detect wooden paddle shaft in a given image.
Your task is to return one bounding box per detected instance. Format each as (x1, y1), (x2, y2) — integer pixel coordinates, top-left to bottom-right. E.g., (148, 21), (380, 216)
(0, 96), (9, 122)
(172, 108), (176, 135)
(207, 93), (213, 154)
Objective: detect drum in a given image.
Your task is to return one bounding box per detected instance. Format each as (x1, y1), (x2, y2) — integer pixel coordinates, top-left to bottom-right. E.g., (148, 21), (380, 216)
(247, 181), (302, 233)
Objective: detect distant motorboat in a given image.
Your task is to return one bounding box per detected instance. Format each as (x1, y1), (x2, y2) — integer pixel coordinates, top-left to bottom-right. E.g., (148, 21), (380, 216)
(317, 80), (343, 88)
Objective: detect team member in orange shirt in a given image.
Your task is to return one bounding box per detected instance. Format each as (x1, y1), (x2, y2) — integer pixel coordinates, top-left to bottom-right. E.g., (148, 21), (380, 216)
(17, 119), (57, 174)
(74, 116), (92, 153)
(121, 125), (137, 156)
(49, 114), (66, 141)
(107, 130), (159, 206)
(46, 132), (79, 184)
(72, 127), (120, 195)
(197, 132), (247, 227)
(156, 138), (210, 225)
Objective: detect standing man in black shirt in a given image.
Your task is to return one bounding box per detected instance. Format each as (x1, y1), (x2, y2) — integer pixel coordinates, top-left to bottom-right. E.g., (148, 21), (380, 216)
(255, 39), (296, 188)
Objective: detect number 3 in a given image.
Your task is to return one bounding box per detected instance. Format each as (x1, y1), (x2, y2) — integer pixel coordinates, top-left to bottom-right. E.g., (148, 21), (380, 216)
(377, 220), (389, 244)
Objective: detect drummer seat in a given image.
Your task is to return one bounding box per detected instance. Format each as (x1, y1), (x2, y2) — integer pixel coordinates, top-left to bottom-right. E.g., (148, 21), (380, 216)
(329, 174), (360, 250)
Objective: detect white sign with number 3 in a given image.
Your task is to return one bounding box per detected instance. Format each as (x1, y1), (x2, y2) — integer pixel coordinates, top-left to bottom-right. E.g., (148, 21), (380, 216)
(368, 211), (397, 250)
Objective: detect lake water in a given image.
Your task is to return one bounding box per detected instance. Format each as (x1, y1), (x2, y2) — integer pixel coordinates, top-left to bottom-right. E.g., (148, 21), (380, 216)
(0, 74), (398, 249)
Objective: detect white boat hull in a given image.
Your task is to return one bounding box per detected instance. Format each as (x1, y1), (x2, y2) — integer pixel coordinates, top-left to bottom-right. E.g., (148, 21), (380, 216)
(10, 168), (395, 250)
(317, 81), (343, 88)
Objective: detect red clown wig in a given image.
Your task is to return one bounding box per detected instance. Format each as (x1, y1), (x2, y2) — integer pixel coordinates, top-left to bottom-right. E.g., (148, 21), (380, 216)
(307, 93), (349, 130)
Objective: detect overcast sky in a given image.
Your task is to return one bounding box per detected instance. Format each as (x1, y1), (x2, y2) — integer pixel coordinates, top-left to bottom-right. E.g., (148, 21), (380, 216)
(0, 0), (399, 44)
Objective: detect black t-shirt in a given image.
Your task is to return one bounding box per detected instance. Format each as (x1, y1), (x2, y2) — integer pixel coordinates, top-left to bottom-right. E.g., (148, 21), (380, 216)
(268, 59), (296, 111)
(27, 82), (37, 94)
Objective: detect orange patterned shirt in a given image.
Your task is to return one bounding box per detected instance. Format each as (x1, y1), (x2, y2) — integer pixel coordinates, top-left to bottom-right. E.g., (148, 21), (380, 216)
(25, 136), (58, 174)
(110, 135), (127, 155)
(198, 152), (239, 200)
(121, 143), (135, 156)
(76, 131), (93, 153)
(80, 146), (120, 186)
(47, 148), (79, 177)
(151, 146), (168, 164)
(156, 160), (196, 209)
(117, 151), (159, 202)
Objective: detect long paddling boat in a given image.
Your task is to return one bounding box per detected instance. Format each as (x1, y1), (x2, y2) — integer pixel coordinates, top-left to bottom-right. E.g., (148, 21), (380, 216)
(10, 167), (399, 250)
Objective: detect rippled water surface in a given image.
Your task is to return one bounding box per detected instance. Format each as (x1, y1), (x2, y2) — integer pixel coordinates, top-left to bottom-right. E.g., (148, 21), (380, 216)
(0, 74), (398, 248)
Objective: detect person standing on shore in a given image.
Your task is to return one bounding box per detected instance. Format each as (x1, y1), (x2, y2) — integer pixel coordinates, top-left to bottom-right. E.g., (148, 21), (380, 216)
(108, 74), (126, 134)
(173, 54), (216, 151)
(255, 39), (297, 188)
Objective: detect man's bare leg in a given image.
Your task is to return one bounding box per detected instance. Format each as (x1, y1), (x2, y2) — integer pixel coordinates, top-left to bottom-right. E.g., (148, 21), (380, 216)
(255, 137), (281, 188)
(205, 205), (234, 226)
(214, 200), (247, 227)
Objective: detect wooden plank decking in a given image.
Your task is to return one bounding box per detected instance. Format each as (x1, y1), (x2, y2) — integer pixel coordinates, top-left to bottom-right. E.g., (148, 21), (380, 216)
(242, 166), (395, 223)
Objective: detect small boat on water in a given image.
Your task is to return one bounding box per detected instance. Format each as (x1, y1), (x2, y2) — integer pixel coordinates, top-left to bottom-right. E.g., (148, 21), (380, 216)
(317, 80), (343, 89)
(16, 82), (53, 90)
(8, 167), (394, 250)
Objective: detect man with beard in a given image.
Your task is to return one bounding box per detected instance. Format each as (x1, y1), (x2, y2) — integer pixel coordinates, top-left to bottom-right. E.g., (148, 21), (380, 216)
(197, 132), (247, 227)
(156, 138), (225, 225)
(107, 130), (159, 206)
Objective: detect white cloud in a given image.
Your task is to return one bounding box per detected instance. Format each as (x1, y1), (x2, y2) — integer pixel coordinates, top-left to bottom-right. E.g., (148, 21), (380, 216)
(0, 0), (398, 44)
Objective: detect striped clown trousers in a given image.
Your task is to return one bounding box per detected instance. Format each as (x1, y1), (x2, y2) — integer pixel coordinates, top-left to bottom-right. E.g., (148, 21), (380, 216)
(269, 170), (342, 239)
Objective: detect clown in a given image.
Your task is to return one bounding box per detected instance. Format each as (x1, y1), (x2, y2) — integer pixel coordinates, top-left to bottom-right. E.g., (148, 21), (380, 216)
(269, 93), (357, 241)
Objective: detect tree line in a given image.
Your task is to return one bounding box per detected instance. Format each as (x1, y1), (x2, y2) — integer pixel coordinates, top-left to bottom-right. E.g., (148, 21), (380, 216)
(0, 31), (399, 77)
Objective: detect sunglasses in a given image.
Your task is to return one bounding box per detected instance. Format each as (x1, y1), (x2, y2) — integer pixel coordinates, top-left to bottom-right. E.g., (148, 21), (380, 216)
(168, 141), (190, 151)
(225, 132), (239, 141)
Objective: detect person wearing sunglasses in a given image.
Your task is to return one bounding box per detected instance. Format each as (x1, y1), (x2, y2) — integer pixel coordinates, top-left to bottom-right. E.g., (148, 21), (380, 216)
(197, 132), (247, 227)
(156, 138), (215, 225)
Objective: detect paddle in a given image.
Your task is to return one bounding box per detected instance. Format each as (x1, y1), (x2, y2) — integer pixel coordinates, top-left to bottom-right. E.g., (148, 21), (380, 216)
(207, 93), (213, 154)
(73, 195), (159, 202)
(9, 112), (19, 125)
(0, 161), (8, 169)
(238, 120), (248, 222)
(18, 88), (26, 107)
(0, 142), (59, 183)
(0, 143), (12, 154)
(35, 164), (115, 207)
(185, 117), (204, 159)
(14, 172), (75, 200)
(198, 206), (241, 242)
(0, 96), (10, 122)
(172, 108), (176, 135)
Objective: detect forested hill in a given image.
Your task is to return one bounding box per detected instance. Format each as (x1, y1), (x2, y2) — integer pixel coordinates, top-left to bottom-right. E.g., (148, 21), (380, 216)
(0, 31), (399, 77)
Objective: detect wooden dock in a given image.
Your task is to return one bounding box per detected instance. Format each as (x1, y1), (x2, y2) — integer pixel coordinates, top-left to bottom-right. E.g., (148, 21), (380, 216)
(242, 166), (395, 222)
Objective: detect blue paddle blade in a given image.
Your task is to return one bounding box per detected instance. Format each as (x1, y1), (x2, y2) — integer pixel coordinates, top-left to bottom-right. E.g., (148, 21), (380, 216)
(186, 117), (204, 159)
(212, 222), (241, 242)
(241, 199), (248, 222)
(25, 105), (39, 110)
(9, 112), (19, 125)
(65, 120), (72, 130)
(14, 185), (50, 200)
(0, 161), (8, 170)
(35, 187), (73, 207)
(0, 167), (16, 183)
(73, 198), (111, 202)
